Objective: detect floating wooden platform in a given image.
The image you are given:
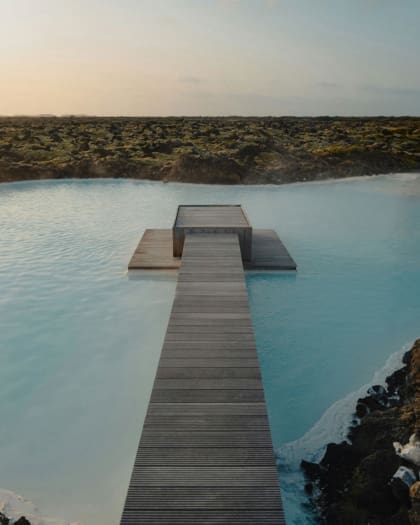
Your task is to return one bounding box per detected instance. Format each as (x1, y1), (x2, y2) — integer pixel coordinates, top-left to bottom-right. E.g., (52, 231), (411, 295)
(121, 232), (285, 525)
(128, 229), (296, 271)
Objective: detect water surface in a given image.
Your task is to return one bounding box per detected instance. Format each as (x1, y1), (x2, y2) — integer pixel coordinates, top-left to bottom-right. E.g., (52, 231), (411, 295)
(0, 174), (419, 524)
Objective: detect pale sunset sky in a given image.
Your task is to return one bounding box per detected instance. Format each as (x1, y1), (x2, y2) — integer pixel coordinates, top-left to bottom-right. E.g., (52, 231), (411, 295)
(1, 0), (419, 116)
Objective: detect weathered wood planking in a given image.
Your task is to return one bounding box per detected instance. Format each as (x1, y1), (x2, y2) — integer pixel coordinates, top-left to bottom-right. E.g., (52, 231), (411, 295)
(128, 229), (180, 270)
(128, 228), (296, 271)
(173, 205), (252, 260)
(175, 205), (250, 228)
(121, 233), (284, 525)
(244, 229), (296, 271)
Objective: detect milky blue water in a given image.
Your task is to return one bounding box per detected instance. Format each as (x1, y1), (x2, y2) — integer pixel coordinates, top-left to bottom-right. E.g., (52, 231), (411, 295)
(0, 174), (419, 524)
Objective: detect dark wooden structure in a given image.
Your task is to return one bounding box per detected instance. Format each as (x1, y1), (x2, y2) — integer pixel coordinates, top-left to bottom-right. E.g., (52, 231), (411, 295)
(173, 205), (253, 262)
(122, 205), (294, 524)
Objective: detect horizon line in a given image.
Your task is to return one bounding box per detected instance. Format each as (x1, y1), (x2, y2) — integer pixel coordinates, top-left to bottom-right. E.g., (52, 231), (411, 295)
(1, 114), (420, 119)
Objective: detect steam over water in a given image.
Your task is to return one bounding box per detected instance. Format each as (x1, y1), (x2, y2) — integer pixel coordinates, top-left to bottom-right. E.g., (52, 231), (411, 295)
(0, 174), (419, 524)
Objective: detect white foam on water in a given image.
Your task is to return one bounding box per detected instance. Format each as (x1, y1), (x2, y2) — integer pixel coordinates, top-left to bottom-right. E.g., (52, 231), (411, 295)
(276, 341), (412, 525)
(0, 490), (81, 525)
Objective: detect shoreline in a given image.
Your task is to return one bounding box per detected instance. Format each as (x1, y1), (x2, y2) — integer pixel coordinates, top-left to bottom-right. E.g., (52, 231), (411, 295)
(1, 170), (419, 190)
(276, 342), (413, 524)
(1, 166), (419, 187)
(0, 489), (79, 525)
(302, 339), (420, 525)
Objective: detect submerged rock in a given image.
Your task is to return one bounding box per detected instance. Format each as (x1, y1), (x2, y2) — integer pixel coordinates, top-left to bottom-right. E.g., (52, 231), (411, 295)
(302, 339), (420, 525)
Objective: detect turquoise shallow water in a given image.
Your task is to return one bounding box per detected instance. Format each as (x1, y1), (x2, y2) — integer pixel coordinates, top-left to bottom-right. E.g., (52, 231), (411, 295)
(0, 174), (419, 524)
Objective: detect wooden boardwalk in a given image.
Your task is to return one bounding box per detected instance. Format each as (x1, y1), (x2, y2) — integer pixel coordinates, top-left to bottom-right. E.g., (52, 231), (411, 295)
(121, 232), (285, 524)
(128, 229), (296, 271)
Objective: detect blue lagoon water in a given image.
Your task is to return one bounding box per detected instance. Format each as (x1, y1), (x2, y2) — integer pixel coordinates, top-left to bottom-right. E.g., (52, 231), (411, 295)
(0, 174), (419, 524)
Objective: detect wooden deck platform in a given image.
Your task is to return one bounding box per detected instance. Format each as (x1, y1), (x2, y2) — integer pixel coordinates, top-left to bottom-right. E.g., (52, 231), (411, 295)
(128, 229), (296, 271)
(121, 233), (285, 525)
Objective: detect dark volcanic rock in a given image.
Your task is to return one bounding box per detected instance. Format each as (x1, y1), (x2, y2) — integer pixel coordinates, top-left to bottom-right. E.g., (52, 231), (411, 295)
(302, 339), (420, 525)
(301, 459), (323, 481)
(1, 116), (419, 185)
(0, 515), (31, 525)
(318, 442), (361, 503)
(355, 401), (369, 418)
(0, 513), (9, 525)
(350, 450), (401, 515)
(166, 152), (244, 184)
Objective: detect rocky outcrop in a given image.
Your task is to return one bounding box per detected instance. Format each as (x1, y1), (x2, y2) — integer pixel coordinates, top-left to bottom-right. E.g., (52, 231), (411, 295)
(1, 116), (419, 185)
(165, 152), (244, 184)
(302, 339), (420, 525)
(0, 513), (30, 525)
(0, 159), (165, 184)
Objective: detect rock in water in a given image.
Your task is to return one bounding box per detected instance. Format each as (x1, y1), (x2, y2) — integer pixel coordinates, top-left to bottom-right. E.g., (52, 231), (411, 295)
(0, 512), (10, 525)
(301, 338), (420, 525)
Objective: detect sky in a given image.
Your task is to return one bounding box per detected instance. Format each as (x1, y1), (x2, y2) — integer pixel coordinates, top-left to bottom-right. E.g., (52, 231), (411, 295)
(1, 0), (420, 116)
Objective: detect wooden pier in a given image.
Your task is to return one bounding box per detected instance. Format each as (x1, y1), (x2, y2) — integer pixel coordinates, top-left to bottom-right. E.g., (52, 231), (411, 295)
(128, 229), (296, 271)
(122, 206), (293, 524)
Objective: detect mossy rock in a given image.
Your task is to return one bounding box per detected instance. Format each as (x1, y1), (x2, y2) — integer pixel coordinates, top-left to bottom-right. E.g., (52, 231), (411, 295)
(349, 450), (401, 516)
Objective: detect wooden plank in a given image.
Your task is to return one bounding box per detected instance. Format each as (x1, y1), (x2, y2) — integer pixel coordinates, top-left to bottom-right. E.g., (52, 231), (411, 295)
(245, 229), (297, 270)
(160, 350), (258, 360)
(156, 367), (261, 378)
(167, 320), (252, 327)
(143, 414), (269, 428)
(153, 379), (263, 390)
(146, 403), (268, 416)
(128, 229), (181, 270)
(158, 359), (259, 367)
(124, 486), (281, 507)
(129, 466), (280, 486)
(121, 510), (284, 525)
(139, 430), (275, 448)
(161, 344), (257, 352)
(175, 205), (250, 229)
(128, 228), (296, 271)
(134, 447), (276, 466)
(150, 389), (266, 403)
(164, 334), (256, 342)
(121, 231), (283, 524)
(162, 339), (256, 347)
(121, 510), (284, 524)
